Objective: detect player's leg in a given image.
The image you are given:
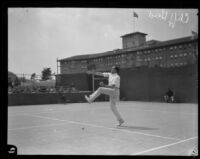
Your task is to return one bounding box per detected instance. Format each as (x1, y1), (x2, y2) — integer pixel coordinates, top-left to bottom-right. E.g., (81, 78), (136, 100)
(164, 95), (168, 102)
(85, 87), (115, 103)
(110, 97), (124, 126)
(171, 96), (174, 103)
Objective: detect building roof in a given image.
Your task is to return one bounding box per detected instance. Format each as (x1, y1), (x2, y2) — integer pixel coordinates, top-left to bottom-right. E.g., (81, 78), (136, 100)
(120, 32), (148, 38)
(146, 40), (161, 45)
(59, 36), (197, 62)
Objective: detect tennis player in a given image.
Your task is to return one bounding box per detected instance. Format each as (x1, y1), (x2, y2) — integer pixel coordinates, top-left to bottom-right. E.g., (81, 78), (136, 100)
(85, 66), (125, 126)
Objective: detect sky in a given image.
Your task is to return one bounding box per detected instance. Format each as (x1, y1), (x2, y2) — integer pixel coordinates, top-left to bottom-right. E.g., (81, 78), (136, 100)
(8, 8), (198, 76)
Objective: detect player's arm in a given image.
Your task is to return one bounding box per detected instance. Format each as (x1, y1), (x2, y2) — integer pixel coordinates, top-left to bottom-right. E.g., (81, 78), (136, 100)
(94, 72), (104, 76)
(86, 71), (105, 77)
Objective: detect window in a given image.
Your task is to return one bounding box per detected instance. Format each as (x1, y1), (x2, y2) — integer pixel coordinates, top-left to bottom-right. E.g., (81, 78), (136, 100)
(169, 46), (173, 50)
(184, 44), (188, 48)
(179, 53), (183, 57)
(81, 65), (87, 69)
(189, 52), (192, 55)
(179, 45), (182, 49)
(174, 54), (177, 58)
(184, 53), (187, 56)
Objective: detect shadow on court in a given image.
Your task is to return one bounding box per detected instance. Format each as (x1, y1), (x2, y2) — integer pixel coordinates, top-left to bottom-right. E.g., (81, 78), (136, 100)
(118, 125), (158, 131)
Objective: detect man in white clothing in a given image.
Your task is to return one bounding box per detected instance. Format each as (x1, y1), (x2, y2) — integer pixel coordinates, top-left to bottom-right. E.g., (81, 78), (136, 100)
(85, 66), (125, 126)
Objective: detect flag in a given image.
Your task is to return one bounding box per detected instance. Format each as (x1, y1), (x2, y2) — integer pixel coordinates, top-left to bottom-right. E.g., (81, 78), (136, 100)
(133, 11), (138, 18)
(191, 30), (198, 36)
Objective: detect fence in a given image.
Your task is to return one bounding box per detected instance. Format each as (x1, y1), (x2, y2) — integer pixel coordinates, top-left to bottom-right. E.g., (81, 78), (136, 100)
(56, 64), (198, 103)
(8, 92), (93, 106)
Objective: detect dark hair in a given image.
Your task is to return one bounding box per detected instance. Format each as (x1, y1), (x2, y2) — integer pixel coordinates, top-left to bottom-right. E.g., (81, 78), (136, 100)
(113, 66), (120, 74)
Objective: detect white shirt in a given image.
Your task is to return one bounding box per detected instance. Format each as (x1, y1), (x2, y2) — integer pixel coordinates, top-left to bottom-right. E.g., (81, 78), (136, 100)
(102, 72), (120, 89)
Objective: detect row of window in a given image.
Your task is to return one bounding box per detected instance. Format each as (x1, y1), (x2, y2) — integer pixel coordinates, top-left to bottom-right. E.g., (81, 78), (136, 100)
(169, 43), (192, 50)
(137, 43), (193, 55)
(64, 60), (189, 70)
(160, 62), (187, 67)
(62, 45), (194, 65)
(92, 55), (123, 62)
(64, 53), (194, 67)
(143, 56), (163, 61)
(170, 52), (192, 58)
(90, 51), (192, 64)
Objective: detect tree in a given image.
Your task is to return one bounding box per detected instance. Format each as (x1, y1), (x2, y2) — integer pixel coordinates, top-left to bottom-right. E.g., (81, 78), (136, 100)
(41, 68), (52, 81)
(31, 73), (36, 80)
(8, 71), (20, 87)
(19, 77), (26, 83)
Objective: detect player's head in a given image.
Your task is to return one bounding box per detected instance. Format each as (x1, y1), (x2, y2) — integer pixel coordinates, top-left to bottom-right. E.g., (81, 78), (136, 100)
(111, 66), (120, 74)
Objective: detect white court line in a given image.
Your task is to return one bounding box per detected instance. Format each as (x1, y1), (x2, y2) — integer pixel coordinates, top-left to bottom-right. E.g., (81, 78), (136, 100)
(131, 136), (198, 155)
(8, 105), (106, 117)
(9, 104), (196, 117)
(129, 108), (196, 116)
(8, 122), (70, 131)
(22, 113), (181, 141)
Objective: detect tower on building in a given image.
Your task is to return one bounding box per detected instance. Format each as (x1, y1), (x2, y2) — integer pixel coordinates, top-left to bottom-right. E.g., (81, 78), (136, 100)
(121, 32), (148, 49)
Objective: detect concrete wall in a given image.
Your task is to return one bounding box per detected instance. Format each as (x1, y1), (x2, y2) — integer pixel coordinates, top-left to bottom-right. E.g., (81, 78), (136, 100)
(120, 64), (198, 103)
(8, 92), (93, 106)
(56, 73), (90, 91)
(56, 64), (198, 103)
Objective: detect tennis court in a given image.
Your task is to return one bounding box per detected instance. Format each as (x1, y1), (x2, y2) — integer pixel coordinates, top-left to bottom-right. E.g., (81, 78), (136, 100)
(8, 101), (198, 155)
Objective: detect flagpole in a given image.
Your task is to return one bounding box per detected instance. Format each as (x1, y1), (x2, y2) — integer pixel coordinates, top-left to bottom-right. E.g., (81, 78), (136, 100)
(133, 10), (135, 32)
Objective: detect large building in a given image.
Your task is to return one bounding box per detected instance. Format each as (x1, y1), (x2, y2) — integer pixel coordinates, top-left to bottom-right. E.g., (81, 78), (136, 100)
(56, 32), (198, 103)
(58, 32), (198, 74)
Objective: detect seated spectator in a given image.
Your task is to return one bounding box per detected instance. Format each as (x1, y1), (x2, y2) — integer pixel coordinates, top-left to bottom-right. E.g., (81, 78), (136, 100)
(71, 87), (79, 93)
(8, 87), (13, 94)
(69, 83), (79, 93)
(164, 88), (175, 103)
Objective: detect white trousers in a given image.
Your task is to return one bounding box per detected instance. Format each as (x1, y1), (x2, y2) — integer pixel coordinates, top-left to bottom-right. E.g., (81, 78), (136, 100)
(89, 87), (124, 122)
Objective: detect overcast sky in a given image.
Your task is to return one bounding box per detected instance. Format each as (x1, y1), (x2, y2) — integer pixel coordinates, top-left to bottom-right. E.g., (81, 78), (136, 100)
(8, 8), (198, 76)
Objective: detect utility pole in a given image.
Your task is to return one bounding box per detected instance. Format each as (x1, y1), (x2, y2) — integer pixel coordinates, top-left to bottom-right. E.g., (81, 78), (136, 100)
(56, 58), (59, 75)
